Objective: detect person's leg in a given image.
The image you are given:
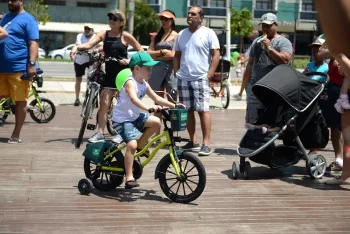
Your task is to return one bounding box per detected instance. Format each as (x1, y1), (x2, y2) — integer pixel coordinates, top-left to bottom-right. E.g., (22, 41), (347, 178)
(340, 111), (350, 180)
(178, 79), (199, 149)
(187, 109), (197, 143)
(74, 63), (85, 105)
(97, 89), (115, 134)
(8, 73), (30, 141)
(88, 88), (115, 142)
(125, 139), (138, 182)
(331, 127), (344, 161)
(198, 111), (211, 146)
(75, 76), (82, 101)
(137, 115), (161, 148)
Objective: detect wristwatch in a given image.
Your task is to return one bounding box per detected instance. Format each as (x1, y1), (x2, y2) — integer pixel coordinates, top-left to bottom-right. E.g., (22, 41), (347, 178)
(28, 60), (36, 66)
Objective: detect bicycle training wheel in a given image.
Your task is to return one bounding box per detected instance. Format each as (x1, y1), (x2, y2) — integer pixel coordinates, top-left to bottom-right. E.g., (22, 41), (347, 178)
(84, 156), (124, 191)
(158, 151), (206, 203)
(76, 86), (96, 149)
(29, 98), (56, 123)
(221, 84), (230, 109)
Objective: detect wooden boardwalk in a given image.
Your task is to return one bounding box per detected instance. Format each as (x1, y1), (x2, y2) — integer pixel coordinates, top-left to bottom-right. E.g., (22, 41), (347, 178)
(0, 106), (349, 233)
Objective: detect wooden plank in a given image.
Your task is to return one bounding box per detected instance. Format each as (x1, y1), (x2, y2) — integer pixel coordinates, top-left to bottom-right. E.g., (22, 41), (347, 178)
(0, 106), (349, 233)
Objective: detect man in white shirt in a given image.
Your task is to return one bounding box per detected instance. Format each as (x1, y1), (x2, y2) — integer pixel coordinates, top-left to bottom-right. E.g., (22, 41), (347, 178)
(174, 6), (220, 156)
(71, 24), (95, 106)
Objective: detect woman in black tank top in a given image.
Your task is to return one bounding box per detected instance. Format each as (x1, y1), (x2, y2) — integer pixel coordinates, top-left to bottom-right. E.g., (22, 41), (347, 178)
(70, 10), (143, 143)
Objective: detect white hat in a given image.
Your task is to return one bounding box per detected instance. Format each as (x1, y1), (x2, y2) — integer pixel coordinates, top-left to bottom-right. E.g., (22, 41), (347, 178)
(260, 13), (278, 25)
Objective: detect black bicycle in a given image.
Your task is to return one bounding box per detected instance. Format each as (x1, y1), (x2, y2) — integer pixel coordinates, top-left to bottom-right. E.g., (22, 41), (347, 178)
(75, 52), (120, 148)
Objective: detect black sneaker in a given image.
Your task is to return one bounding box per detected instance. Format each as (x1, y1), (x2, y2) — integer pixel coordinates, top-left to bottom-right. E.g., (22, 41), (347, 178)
(74, 99), (80, 106)
(198, 144), (212, 156)
(180, 141), (200, 151)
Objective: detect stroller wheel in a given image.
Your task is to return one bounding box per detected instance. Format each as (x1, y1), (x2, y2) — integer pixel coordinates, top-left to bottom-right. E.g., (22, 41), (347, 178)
(243, 161), (251, 179)
(307, 155), (327, 179)
(231, 162), (240, 180)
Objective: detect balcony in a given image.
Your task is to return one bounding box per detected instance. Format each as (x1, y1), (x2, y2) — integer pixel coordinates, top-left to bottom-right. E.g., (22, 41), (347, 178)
(188, 6), (226, 18)
(299, 11), (317, 21)
(254, 9), (277, 19)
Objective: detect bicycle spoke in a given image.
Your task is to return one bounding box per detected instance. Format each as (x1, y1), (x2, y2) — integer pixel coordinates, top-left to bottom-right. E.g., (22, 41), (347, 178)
(186, 174), (199, 178)
(105, 173), (110, 184)
(182, 181), (186, 196)
(185, 165), (196, 174)
(184, 181), (194, 193)
(175, 181), (181, 195)
(169, 180), (179, 190)
(166, 169), (177, 176)
(186, 178), (199, 185)
(166, 177), (177, 181)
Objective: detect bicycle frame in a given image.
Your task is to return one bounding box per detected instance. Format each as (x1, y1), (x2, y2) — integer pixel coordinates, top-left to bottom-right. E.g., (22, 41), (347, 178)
(98, 129), (182, 177)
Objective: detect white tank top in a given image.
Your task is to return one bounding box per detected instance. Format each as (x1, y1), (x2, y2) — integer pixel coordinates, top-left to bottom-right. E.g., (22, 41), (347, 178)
(112, 76), (148, 123)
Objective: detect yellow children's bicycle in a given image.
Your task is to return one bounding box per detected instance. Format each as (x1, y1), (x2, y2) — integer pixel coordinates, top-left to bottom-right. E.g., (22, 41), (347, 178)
(0, 69), (56, 126)
(78, 107), (206, 203)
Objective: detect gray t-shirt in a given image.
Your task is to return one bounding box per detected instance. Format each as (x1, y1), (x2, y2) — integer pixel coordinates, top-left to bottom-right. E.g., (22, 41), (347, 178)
(249, 36), (293, 84)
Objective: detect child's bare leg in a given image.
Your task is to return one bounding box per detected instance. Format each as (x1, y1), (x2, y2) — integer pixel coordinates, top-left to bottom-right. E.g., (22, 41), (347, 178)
(125, 140), (137, 182)
(137, 116), (161, 149)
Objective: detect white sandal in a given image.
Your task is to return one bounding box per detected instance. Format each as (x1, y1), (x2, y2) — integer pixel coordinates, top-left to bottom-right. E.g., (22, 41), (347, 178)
(8, 138), (22, 144)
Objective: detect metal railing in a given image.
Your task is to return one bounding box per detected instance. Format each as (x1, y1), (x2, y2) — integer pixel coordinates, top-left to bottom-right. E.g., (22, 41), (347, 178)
(188, 6), (226, 17)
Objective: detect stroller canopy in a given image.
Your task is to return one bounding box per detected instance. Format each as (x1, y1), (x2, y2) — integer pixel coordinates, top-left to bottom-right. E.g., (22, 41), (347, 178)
(252, 65), (324, 112)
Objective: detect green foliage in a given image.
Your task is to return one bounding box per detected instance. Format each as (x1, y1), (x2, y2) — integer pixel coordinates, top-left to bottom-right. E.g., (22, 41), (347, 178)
(292, 57), (309, 69)
(230, 8), (253, 38)
(133, 0), (160, 45)
(25, 0), (51, 25)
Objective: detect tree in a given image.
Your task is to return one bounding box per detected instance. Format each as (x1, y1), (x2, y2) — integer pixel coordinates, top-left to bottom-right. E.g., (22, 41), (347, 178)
(25, 0), (51, 25)
(230, 8), (253, 53)
(133, 0), (160, 45)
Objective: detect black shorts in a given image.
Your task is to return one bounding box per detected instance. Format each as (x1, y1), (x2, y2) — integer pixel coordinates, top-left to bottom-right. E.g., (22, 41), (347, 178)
(321, 82), (342, 130)
(74, 62), (90, 78)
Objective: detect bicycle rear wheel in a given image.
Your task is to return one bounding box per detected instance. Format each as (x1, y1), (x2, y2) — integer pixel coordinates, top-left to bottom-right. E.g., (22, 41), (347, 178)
(158, 151), (206, 203)
(76, 86), (96, 148)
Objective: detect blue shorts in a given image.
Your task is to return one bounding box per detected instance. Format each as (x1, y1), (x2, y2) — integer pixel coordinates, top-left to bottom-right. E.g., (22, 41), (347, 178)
(112, 113), (150, 143)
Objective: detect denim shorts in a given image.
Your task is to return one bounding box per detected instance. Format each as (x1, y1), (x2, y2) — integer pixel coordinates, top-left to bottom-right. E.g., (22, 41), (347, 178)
(112, 112), (150, 143)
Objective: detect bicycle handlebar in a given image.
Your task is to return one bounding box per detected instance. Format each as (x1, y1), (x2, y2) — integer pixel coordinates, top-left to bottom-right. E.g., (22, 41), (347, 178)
(76, 51), (120, 63)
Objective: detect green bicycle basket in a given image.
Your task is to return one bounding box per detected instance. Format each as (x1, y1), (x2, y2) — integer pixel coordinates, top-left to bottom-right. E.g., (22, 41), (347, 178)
(168, 108), (188, 131)
(82, 141), (113, 164)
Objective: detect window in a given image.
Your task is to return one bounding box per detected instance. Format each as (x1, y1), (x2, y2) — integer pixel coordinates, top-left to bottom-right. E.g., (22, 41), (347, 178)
(188, 0), (226, 17)
(42, 0), (66, 6)
(145, 0), (161, 13)
(77, 2), (107, 8)
(302, 0), (315, 12)
(255, 0), (273, 10)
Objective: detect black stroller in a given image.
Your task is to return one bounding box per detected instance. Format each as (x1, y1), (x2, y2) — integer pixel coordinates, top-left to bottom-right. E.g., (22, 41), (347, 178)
(233, 65), (329, 179)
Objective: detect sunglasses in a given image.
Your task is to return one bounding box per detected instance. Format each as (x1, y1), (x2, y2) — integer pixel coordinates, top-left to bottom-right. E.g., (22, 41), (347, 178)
(108, 16), (120, 22)
(159, 16), (170, 21)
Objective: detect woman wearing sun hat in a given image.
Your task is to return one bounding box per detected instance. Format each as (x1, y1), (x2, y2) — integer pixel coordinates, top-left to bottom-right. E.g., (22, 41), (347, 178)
(147, 9), (178, 142)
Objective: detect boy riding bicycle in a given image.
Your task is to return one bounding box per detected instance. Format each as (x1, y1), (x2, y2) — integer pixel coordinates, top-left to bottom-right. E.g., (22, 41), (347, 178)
(112, 52), (185, 189)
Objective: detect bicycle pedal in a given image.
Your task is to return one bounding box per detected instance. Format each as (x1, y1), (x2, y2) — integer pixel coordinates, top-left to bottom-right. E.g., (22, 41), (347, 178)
(87, 124), (96, 130)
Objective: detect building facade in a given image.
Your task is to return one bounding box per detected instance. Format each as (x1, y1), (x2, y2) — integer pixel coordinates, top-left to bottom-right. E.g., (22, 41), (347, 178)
(0, 0), (317, 55)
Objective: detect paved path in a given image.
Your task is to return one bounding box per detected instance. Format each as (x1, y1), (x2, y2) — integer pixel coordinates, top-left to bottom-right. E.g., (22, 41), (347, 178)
(0, 106), (349, 233)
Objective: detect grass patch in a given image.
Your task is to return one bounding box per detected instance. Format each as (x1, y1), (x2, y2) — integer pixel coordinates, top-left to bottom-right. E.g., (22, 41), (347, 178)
(292, 56), (310, 69)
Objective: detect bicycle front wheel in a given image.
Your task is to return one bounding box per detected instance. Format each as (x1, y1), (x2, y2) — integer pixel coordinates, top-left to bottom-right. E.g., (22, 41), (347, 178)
(158, 151), (206, 203)
(29, 98), (56, 123)
(76, 86), (96, 148)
